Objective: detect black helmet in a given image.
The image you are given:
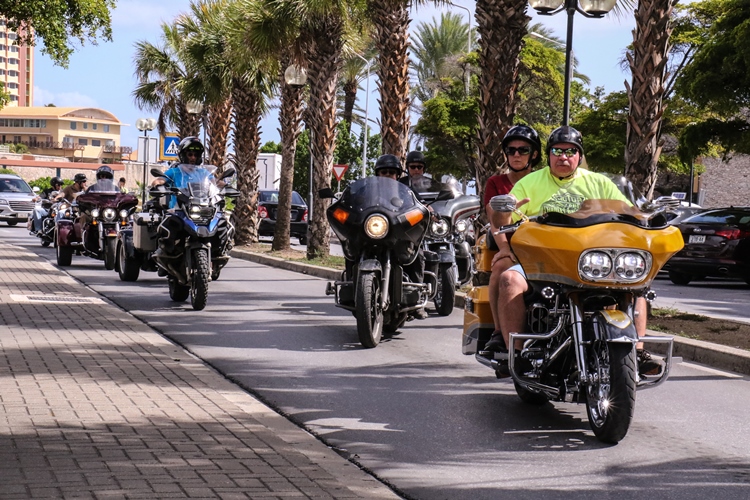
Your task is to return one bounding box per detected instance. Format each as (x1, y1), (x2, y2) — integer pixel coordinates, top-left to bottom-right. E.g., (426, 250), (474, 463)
(74, 173), (87, 184)
(177, 136), (204, 164)
(374, 154), (403, 175)
(96, 165), (114, 180)
(50, 176), (63, 187)
(405, 150), (426, 169)
(546, 126), (584, 157)
(502, 125), (542, 167)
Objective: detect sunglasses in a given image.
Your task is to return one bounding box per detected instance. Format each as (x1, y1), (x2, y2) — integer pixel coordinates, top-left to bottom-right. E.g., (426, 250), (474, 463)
(378, 169), (400, 177)
(550, 147), (579, 157)
(504, 146), (531, 156)
(185, 151), (200, 156)
(408, 164), (424, 170)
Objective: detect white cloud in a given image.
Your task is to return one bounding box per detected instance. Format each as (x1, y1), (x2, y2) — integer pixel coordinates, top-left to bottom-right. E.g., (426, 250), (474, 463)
(33, 87), (98, 108)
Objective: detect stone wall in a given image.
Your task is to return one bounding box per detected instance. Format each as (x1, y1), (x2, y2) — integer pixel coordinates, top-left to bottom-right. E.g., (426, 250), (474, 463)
(700, 154), (750, 208)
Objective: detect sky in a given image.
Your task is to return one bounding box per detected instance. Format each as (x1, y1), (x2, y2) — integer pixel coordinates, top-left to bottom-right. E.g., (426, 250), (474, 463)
(32, 0), (638, 154)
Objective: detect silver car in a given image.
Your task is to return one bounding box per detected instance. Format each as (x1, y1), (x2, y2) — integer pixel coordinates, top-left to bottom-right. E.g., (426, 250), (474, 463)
(0, 173), (37, 226)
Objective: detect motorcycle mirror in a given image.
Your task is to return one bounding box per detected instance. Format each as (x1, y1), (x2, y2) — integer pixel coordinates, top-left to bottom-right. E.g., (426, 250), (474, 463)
(318, 188), (336, 199)
(221, 167), (236, 179)
(489, 194), (517, 213)
(150, 168), (167, 178)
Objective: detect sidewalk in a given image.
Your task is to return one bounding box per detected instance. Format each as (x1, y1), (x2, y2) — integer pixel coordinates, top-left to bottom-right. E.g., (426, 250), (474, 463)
(0, 241), (401, 500)
(231, 247), (750, 377)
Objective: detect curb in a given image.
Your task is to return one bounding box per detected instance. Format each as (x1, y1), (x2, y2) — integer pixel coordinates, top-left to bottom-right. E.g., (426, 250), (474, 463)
(232, 246), (750, 377)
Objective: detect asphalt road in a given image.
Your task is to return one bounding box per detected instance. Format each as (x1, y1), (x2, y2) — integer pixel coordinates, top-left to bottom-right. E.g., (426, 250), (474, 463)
(4, 225), (750, 499)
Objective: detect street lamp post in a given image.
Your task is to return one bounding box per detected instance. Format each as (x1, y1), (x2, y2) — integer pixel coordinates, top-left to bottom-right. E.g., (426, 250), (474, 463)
(529, 0), (616, 125)
(284, 65), (313, 220)
(446, 1), (472, 97)
(351, 53), (372, 178)
(135, 117), (157, 207)
(186, 99), (205, 146)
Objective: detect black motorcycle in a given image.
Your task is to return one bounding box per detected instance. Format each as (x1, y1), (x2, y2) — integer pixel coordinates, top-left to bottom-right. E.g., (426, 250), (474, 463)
(150, 166), (238, 311)
(417, 176), (480, 316)
(323, 177), (446, 347)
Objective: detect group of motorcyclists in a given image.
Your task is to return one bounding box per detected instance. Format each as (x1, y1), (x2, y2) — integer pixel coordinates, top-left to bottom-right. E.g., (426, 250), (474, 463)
(27, 126), (666, 379)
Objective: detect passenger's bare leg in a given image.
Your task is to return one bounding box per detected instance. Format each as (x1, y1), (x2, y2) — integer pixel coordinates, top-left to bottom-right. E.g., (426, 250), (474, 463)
(497, 269), (528, 350)
(489, 257), (513, 331)
(635, 296), (647, 349)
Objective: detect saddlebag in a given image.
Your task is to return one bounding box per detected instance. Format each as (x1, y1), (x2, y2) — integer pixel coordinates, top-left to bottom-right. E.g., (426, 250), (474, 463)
(133, 212), (160, 252)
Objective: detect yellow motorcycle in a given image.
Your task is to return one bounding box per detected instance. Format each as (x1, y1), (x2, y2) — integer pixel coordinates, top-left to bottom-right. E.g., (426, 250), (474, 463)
(463, 191), (684, 443)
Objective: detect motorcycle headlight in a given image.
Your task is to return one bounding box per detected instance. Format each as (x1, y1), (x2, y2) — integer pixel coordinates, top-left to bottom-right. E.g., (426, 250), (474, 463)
(119, 209), (129, 219)
(102, 208), (116, 221)
(91, 208), (100, 218)
(615, 252), (648, 280)
(365, 214), (389, 239)
(579, 249), (652, 283)
(455, 220), (468, 233)
(430, 218), (450, 237)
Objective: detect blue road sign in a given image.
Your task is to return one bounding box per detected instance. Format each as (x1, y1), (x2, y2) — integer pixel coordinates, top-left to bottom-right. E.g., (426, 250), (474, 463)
(160, 133), (180, 161)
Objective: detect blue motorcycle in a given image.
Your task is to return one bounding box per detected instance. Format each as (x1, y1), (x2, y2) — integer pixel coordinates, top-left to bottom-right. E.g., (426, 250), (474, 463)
(150, 166), (239, 311)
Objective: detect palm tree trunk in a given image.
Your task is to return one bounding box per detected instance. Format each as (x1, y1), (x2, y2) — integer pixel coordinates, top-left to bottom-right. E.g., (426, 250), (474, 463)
(273, 60), (306, 251)
(176, 100), (201, 139)
(371, 0), (411, 158)
(231, 79), (262, 246)
(475, 0), (529, 204)
(305, 17), (344, 260)
(206, 96), (233, 171)
(625, 0), (677, 199)
(342, 79), (358, 134)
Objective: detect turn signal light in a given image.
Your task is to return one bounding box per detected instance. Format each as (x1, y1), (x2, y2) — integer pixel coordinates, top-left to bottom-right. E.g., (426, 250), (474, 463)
(332, 208), (349, 224)
(404, 209), (424, 226)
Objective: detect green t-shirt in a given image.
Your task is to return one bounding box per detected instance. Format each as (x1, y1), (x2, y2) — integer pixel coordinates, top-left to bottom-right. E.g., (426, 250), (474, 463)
(510, 167), (630, 220)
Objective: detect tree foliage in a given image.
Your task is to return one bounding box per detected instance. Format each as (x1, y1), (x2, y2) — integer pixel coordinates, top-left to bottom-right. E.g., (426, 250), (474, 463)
(1, 0), (115, 67)
(676, 0), (750, 160)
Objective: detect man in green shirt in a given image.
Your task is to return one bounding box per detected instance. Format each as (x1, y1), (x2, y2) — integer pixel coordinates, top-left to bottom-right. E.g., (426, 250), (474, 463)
(485, 126), (662, 376)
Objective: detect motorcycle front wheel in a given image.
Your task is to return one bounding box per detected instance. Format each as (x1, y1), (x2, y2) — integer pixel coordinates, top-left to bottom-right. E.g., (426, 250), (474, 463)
(103, 238), (117, 271)
(433, 265), (456, 316)
(585, 341), (637, 444)
(355, 272), (383, 348)
(56, 239), (73, 267)
(117, 241), (140, 282)
(190, 248), (210, 311)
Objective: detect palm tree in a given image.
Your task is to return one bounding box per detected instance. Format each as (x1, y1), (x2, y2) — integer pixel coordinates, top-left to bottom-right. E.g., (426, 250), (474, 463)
(339, 45), (376, 133)
(132, 22), (200, 139)
(177, 1), (233, 170)
(236, 0), (309, 251)
(474, 0), (530, 197)
(411, 12), (473, 104)
(368, 0), (413, 159)
(625, 0), (679, 198)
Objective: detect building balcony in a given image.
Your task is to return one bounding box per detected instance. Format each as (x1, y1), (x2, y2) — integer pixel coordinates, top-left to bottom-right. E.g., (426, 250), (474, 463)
(103, 145), (133, 155)
(20, 141), (85, 151)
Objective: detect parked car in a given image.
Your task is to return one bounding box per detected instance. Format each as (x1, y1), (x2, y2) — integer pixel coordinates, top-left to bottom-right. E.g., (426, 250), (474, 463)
(0, 174), (37, 226)
(665, 207), (750, 285)
(258, 190), (308, 245)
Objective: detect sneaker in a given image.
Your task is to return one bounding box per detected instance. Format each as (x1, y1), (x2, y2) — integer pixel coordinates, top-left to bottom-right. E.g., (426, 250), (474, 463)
(482, 331), (507, 353)
(637, 349), (664, 376)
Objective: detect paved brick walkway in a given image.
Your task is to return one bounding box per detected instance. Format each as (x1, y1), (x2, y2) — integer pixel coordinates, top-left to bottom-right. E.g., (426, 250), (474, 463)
(0, 242), (400, 499)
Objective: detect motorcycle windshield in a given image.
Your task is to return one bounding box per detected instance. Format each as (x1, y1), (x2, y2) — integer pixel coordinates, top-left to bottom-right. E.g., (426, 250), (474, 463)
(538, 199), (669, 229)
(412, 175), (462, 201)
(86, 179), (119, 193)
(338, 177), (420, 212)
(174, 165), (219, 201)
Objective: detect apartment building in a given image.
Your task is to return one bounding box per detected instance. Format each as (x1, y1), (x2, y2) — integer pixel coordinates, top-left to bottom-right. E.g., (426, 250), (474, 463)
(0, 17), (33, 107)
(0, 106), (132, 163)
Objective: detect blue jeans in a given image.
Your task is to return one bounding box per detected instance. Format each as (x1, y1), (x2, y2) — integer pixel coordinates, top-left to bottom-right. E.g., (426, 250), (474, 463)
(31, 206), (48, 233)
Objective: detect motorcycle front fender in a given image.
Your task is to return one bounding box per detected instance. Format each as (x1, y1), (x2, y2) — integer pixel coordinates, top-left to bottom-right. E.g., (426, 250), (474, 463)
(591, 310), (639, 343)
(359, 259), (382, 274)
(56, 220), (76, 247)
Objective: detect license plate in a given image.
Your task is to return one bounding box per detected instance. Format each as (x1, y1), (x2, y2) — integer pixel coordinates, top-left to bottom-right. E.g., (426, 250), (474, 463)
(689, 235), (706, 244)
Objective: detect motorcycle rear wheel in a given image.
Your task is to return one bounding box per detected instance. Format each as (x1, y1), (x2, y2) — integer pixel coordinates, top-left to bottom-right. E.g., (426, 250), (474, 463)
(104, 238), (117, 271)
(585, 341), (637, 444)
(355, 272), (383, 348)
(169, 278), (190, 302)
(433, 265), (456, 316)
(117, 241), (140, 282)
(41, 239), (51, 248)
(383, 312), (408, 333)
(190, 248), (210, 311)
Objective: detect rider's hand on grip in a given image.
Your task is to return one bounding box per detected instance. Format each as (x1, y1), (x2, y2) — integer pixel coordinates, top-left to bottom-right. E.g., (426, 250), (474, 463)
(489, 194), (517, 213)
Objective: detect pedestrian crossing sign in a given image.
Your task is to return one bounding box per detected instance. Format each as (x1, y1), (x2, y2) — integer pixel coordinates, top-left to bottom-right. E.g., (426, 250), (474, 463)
(160, 133), (180, 161)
